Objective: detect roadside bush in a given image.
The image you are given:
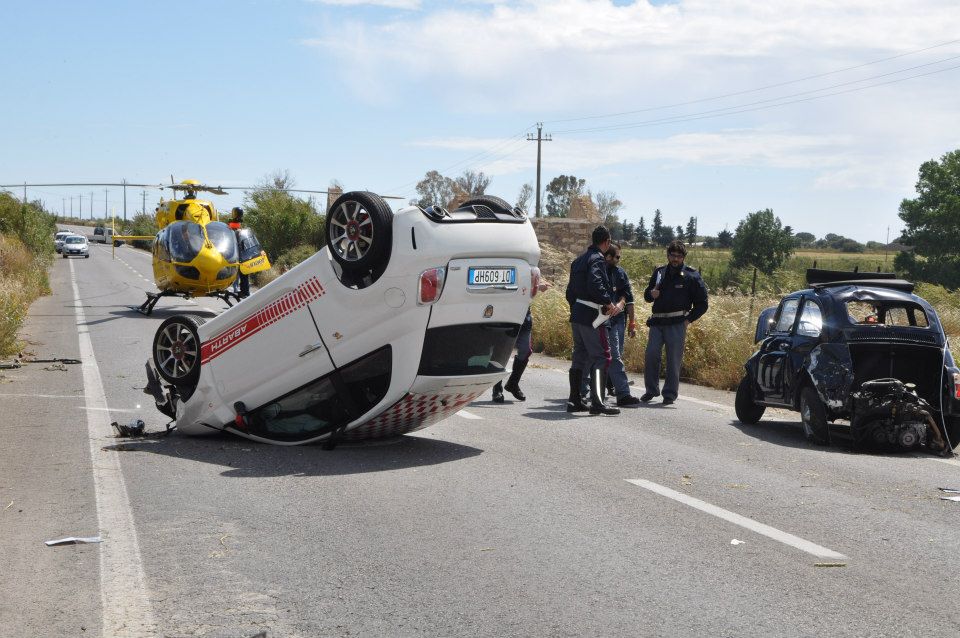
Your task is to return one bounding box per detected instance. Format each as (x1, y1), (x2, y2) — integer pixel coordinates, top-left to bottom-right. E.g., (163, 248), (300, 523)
(0, 191), (56, 257)
(0, 235), (50, 356)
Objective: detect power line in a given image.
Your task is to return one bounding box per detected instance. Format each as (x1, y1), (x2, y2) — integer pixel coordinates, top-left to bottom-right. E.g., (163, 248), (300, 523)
(544, 37), (960, 125)
(552, 60), (960, 135)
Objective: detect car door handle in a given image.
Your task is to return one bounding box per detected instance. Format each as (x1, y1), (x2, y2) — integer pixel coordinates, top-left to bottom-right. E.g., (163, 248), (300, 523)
(299, 342), (324, 357)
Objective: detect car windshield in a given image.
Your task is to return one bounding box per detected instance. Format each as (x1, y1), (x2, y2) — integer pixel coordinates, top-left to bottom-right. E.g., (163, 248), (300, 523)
(166, 221), (205, 263)
(205, 222), (239, 263)
(846, 300), (929, 327)
(65, 236), (84, 244)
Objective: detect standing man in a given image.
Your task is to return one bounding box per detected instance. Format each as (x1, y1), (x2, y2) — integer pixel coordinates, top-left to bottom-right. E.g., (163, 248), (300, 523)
(565, 225), (621, 416)
(604, 243), (641, 406)
(492, 278), (552, 403)
(228, 207), (250, 299)
(641, 240), (708, 405)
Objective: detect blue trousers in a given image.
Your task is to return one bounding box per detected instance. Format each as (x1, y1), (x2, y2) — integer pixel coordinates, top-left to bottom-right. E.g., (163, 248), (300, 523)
(644, 322), (687, 400)
(606, 317), (630, 398)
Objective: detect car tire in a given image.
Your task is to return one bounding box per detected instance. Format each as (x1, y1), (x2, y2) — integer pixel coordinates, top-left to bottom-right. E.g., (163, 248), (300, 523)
(799, 385), (830, 445)
(152, 315), (206, 390)
(62, 253), (67, 259)
(734, 376), (765, 424)
(85, 254), (89, 258)
(325, 191), (393, 278)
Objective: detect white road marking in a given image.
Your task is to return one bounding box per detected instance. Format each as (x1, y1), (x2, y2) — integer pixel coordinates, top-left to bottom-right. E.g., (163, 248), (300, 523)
(625, 478), (848, 561)
(0, 392), (84, 399)
(677, 395), (728, 409)
(69, 259), (157, 636)
(456, 409), (483, 420)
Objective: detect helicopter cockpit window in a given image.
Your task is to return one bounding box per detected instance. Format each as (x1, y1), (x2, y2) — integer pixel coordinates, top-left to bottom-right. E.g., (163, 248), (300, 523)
(206, 222), (239, 263)
(167, 221), (205, 263)
(155, 228), (171, 262)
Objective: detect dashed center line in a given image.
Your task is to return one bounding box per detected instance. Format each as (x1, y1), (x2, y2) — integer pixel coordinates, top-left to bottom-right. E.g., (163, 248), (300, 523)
(625, 478), (848, 561)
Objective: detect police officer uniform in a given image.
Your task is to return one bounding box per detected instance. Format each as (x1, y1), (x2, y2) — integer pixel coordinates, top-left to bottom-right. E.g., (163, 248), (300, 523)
(566, 244), (620, 415)
(642, 264), (708, 403)
(605, 262), (637, 403)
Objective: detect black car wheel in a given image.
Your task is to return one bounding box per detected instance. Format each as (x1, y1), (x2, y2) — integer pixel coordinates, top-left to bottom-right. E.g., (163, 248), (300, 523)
(457, 195), (520, 216)
(734, 376), (765, 424)
(799, 385), (830, 445)
(152, 315), (206, 389)
(325, 191), (393, 277)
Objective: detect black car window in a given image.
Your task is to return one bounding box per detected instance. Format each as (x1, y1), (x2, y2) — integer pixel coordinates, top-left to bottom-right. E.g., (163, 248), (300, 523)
(796, 299), (823, 338)
(846, 300), (929, 328)
(419, 323), (519, 375)
(166, 221), (205, 263)
(65, 236), (84, 244)
(205, 222), (239, 263)
(773, 298), (800, 333)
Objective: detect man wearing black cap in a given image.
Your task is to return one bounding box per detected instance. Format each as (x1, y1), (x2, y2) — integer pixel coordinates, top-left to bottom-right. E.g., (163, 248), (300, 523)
(565, 225), (621, 416)
(641, 239), (708, 405)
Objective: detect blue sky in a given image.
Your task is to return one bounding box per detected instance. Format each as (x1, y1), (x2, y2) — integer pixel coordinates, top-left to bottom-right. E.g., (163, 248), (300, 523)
(2, 0), (959, 242)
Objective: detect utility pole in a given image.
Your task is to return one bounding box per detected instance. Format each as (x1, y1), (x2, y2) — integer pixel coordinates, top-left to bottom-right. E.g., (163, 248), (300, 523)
(104, 188), (109, 221)
(70, 197), (74, 218)
(62, 198), (65, 221)
(90, 191), (93, 220)
(526, 122), (552, 218)
(123, 179), (127, 222)
(141, 190), (147, 217)
(79, 195), (83, 221)
(22, 182), (27, 205)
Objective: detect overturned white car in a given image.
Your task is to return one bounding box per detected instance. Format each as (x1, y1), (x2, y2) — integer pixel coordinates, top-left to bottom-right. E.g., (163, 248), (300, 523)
(146, 192), (541, 445)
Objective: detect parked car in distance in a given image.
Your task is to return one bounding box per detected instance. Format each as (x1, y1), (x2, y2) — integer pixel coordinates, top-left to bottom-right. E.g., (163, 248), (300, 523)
(62, 235), (89, 258)
(146, 192), (541, 446)
(735, 269), (960, 454)
(54, 230), (72, 253)
(91, 226), (115, 244)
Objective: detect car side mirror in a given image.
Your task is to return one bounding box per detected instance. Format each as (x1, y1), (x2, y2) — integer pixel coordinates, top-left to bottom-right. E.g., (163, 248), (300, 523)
(755, 307), (777, 343)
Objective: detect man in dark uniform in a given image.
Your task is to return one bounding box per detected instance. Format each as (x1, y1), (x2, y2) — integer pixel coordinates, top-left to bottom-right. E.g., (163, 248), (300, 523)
(565, 225), (621, 416)
(492, 277), (551, 403)
(604, 243), (641, 406)
(641, 239), (708, 405)
(228, 207), (250, 299)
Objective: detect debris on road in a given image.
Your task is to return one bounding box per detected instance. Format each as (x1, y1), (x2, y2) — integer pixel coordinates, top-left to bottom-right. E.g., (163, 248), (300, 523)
(111, 419), (146, 437)
(939, 495), (960, 502)
(814, 562), (847, 568)
(45, 536), (102, 546)
(730, 539), (746, 546)
(938, 487), (960, 494)
(42, 363), (68, 372)
(680, 474), (693, 486)
(4, 500), (13, 510)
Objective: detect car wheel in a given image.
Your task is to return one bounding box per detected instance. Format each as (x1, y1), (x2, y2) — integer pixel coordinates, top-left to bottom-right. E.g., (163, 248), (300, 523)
(458, 195), (522, 217)
(62, 253), (67, 259)
(152, 315), (206, 389)
(799, 385), (830, 445)
(325, 191), (393, 277)
(734, 376), (765, 424)
(85, 254), (89, 258)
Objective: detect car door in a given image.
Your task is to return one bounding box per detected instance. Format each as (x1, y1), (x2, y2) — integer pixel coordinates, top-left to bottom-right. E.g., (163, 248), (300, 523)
(784, 296), (824, 402)
(756, 296), (800, 405)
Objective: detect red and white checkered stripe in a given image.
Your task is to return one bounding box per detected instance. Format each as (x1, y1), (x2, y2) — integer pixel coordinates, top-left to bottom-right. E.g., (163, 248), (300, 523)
(341, 390), (483, 440)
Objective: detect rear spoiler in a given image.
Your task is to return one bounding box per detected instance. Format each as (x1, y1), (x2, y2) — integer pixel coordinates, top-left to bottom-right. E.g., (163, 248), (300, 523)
(420, 204), (527, 224)
(805, 268), (898, 285)
(807, 271), (915, 293)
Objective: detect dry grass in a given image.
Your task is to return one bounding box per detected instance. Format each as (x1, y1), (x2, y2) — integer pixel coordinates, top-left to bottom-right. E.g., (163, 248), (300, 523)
(0, 235), (50, 356)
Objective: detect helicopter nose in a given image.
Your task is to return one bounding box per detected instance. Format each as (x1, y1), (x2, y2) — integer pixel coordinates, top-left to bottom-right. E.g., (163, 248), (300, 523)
(197, 247), (228, 281)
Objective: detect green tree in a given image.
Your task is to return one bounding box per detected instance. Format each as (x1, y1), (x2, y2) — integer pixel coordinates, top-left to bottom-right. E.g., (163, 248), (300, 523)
(453, 170), (490, 198)
(675, 225), (685, 243)
(650, 209), (675, 246)
(685, 216), (697, 244)
(793, 231), (815, 247)
(515, 183), (533, 214)
(122, 212), (158, 250)
(0, 192), (56, 256)
(717, 228), (734, 248)
(895, 149), (960, 288)
(731, 209), (794, 275)
(244, 173), (324, 259)
(544, 175), (586, 217)
(415, 170), (457, 208)
(635, 216), (649, 247)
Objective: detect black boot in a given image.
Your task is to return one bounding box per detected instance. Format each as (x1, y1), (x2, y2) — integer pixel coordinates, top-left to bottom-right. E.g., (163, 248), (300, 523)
(589, 367), (620, 416)
(503, 358), (528, 401)
(492, 381), (504, 403)
(566, 369), (588, 412)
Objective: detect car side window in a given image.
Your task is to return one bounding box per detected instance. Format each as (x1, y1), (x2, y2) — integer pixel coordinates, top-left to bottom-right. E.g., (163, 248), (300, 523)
(796, 299), (823, 338)
(773, 298), (800, 333)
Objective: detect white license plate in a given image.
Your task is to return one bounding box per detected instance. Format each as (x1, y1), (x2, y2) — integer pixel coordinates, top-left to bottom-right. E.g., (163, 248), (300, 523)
(468, 267), (515, 286)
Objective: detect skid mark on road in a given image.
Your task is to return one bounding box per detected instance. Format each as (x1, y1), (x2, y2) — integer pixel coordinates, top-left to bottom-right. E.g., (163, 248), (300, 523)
(70, 259), (157, 636)
(625, 478), (848, 561)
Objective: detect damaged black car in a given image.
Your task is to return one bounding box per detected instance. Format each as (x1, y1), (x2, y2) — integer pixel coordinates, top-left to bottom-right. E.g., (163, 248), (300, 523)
(735, 270), (960, 454)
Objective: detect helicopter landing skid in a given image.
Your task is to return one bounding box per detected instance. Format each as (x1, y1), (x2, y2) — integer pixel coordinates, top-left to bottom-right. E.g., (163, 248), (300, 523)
(210, 289), (242, 307)
(136, 290), (179, 316)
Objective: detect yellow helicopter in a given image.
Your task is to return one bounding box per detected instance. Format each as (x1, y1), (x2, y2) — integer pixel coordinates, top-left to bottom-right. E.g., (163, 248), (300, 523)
(113, 179), (273, 314)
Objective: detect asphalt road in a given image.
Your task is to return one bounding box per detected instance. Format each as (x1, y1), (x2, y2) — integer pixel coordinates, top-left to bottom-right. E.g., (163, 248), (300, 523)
(3, 235), (960, 637)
